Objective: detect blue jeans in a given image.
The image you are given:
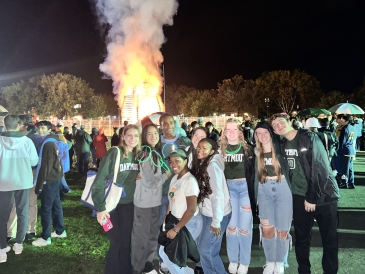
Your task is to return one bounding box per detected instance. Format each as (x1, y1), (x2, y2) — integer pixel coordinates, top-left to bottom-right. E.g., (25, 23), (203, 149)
(226, 179), (253, 265)
(337, 155), (354, 186)
(158, 195), (170, 263)
(258, 177), (292, 263)
(159, 212), (203, 274)
(78, 152), (90, 174)
(40, 179), (65, 240)
(197, 213), (231, 274)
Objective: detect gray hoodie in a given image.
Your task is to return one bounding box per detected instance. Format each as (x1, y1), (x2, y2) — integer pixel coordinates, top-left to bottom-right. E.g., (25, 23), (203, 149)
(198, 153), (232, 228)
(134, 158), (169, 208)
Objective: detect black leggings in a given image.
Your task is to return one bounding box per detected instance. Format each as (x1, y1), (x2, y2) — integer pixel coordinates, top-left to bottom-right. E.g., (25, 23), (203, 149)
(105, 202), (134, 274)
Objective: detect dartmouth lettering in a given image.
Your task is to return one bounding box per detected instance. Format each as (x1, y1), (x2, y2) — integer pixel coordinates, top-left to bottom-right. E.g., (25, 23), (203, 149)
(226, 154), (244, 162)
(119, 163), (139, 172)
(285, 149), (298, 156)
(264, 157), (273, 165)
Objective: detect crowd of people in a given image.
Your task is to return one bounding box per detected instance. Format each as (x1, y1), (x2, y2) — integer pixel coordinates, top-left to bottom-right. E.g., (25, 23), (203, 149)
(0, 111), (362, 274)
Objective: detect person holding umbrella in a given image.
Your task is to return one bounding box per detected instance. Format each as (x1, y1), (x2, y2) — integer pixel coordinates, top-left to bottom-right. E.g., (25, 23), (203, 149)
(335, 114), (356, 189)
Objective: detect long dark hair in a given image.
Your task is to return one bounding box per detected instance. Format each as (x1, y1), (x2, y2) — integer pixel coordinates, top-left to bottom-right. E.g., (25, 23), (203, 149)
(140, 124), (162, 174)
(187, 126), (209, 158)
(190, 138), (218, 204)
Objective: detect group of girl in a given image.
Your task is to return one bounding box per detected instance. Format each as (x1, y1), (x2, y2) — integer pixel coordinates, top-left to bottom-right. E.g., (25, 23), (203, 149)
(91, 117), (293, 274)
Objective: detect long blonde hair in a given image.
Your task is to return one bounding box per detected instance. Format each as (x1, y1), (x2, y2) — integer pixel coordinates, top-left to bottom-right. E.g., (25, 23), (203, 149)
(220, 118), (249, 159)
(255, 131), (282, 183)
(119, 124), (141, 158)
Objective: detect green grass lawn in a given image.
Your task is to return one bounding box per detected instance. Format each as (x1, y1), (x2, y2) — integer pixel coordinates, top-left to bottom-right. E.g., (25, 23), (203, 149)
(0, 170), (109, 274)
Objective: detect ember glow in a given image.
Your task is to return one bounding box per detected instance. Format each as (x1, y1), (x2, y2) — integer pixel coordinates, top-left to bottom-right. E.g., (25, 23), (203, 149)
(94, 0), (179, 123)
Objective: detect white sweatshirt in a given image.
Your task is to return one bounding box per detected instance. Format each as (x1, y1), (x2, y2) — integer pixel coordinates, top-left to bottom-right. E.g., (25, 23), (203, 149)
(198, 154), (232, 228)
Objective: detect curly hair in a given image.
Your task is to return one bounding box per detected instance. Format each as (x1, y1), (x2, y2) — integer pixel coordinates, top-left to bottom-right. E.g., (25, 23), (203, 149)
(190, 138), (219, 205)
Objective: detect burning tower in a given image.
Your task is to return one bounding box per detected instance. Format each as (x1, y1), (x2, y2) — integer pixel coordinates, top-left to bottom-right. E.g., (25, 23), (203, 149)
(94, 0), (178, 123)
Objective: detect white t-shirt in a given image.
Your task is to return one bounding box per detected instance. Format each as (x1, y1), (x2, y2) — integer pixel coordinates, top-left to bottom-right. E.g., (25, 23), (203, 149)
(168, 172), (199, 219)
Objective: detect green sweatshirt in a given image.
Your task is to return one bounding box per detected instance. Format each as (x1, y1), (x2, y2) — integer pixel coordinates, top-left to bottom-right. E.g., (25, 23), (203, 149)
(91, 146), (139, 212)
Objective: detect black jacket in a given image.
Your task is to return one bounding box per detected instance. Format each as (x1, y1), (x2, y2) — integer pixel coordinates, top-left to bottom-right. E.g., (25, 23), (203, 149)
(158, 213), (200, 268)
(242, 144), (256, 216)
(35, 135), (64, 194)
(281, 129), (340, 206)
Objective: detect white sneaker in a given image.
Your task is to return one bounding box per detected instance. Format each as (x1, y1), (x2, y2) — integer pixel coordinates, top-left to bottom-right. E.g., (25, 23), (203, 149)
(13, 243), (23, 255)
(228, 262), (239, 274)
(0, 246), (11, 263)
(51, 230), (67, 238)
(32, 237), (51, 246)
(159, 262), (170, 274)
(237, 264), (249, 274)
(263, 262), (275, 274)
(274, 262), (284, 274)
(145, 270), (158, 274)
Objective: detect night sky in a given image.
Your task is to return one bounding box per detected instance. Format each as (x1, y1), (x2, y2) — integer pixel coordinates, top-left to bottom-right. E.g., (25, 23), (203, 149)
(0, 0), (364, 96)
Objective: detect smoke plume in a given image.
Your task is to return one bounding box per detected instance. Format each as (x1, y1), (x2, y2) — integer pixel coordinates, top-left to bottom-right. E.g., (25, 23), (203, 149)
(93, 0), (179, 111)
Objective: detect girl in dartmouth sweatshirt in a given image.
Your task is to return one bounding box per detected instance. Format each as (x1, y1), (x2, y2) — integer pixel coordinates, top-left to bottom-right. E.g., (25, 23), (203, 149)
(190, 138), (232, 274)
(92, 124), (140, 274)
(131, 124), (172, 274)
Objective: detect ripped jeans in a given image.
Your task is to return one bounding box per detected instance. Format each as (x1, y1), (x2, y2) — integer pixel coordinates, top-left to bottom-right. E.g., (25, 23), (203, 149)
(226, 179), (253, 265)
(258, 177), (292, 264)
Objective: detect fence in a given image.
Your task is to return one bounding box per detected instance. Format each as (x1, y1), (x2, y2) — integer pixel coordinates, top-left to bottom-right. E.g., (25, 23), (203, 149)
(53, 118), (121, 137)
(53, 115), (243, 137)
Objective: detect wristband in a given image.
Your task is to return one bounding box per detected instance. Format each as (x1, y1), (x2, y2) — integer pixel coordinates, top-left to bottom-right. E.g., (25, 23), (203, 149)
(173, 227), (179, 234)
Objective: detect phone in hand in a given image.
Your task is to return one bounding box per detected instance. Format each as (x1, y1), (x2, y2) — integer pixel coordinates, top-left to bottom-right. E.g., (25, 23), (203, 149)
(101, 216), (113, 232)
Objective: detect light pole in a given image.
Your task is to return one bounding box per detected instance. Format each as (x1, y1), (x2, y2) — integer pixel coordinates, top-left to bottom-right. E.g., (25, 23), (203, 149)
(264, 98), (270, 117)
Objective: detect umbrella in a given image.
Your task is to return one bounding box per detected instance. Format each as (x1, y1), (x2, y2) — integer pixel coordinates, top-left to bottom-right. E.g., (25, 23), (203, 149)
(328, 103), (365, 115)
(297, 108), (331, 117)
(136, 112), (165, 130)
(0, 105), (8, 112)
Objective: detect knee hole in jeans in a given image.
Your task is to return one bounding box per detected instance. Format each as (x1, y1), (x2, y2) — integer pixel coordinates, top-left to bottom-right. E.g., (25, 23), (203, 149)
(239, 229), (250, 235)
(227, 226), (237, 234)
(260, 218), (274, 238)
(240, 205), (251, 212)
(276, 230), (288, 240)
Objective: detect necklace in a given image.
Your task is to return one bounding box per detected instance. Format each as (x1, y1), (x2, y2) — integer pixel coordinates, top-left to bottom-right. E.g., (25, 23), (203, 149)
(226, 143), (242, 154)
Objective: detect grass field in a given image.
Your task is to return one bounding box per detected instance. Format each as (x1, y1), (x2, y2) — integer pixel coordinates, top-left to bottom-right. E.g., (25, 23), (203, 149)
(0, 170), (109, 274)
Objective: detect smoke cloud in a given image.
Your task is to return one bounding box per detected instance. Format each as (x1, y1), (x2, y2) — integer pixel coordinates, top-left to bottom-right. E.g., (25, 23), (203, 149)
(93, 0), (179, 108)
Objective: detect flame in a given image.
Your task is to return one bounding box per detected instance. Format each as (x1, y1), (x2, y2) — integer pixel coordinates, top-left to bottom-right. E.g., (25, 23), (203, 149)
(119, 60), (163, 122)
(94, 0), (179, 124)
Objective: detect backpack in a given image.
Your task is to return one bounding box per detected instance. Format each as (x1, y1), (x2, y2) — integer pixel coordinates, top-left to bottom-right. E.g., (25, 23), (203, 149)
(35, 138), (70, 185)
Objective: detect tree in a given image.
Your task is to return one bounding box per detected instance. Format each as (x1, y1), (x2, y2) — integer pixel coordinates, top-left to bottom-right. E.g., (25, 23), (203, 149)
(39, 73), (94, 118)
(1, 76), (43, 114)
(217, 75), (247, 116)
(1, 73), (95, 118)
(83, 95), (107, 118)
(167, 85), (196, 115)
(256, 70), (322, 113)
(100, 94), (119, 116)
(176, 89), (220, 116)
(316, 90), (347, 109)
(349, 76), (365, 111)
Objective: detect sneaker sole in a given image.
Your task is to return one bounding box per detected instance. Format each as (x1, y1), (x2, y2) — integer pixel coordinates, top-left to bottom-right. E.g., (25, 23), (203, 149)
(14, 251), (22, 255)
